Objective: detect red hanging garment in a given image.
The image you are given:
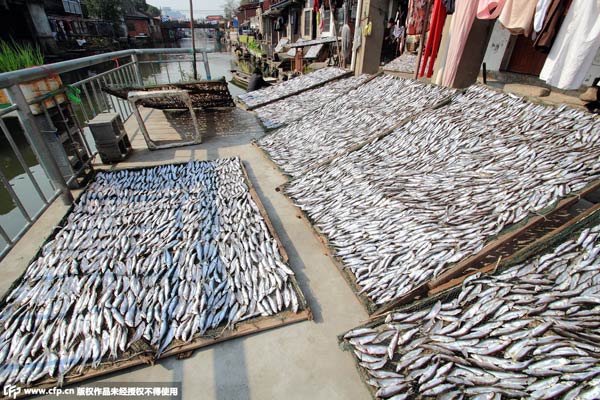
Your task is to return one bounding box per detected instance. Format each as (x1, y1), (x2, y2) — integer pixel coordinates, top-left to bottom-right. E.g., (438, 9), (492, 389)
(407, 0), (429, 35)
(419, 0), (447, 78)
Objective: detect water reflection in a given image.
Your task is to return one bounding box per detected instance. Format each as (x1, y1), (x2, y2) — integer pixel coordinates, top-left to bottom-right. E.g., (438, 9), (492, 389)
(0, 29), (241, 250)
(139, 30), (244, 97)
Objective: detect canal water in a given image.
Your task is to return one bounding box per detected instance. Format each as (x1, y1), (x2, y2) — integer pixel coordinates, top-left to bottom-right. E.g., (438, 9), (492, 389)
(0, 30), (243, 251)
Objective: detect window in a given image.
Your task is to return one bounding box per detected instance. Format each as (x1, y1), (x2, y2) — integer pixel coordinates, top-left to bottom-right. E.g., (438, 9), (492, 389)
(62, 0), (82, 15)
(303, 9), (312, 38)
(321, 9), (332, 37)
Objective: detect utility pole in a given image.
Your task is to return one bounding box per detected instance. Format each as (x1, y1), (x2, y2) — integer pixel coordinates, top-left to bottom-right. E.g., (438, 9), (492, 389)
(190, 0), (198, 80)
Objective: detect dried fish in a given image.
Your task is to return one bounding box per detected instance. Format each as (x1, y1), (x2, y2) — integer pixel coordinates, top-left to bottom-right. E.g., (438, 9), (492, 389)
(0, 158), (301, 388)
(344, 223), (600, 399)
(237, 67), (348, 109)
(286, 85), (600, 305)
(254, 74), (370, 130)
(383, 54), (418, 74)
(258, 75), (455, 177)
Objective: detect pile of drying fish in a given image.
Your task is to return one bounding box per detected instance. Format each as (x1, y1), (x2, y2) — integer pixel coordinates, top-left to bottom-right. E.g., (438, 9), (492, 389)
(258, 76), (455, 177)
(0, 158), (302, 387)
(383, 53), (418, 74)
(254, 74), (370, 130)
(237, 67), (348, 109)
(287, 85), (600, 306)
(343, 223), (600, 399)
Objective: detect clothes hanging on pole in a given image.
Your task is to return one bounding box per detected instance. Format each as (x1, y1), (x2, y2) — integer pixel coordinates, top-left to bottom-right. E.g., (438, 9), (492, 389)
(442, 0), (478, 87)
(533, 0), (552, 32)
(406, 0), (429, 35)
(442, 0), (455, 14)
(341, 23), (352, 62)
(498, 0), (538, 36)
(419, 0), (447, 78)
(533, 0), (569, 52)
(319, 5), (326, 36)
(540, 0), (600, 90)
(476, 0), (506, 19)
(352, 25), (362, 51)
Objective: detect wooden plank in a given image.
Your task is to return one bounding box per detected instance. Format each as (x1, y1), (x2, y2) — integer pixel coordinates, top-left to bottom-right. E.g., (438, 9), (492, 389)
(425, 202), (600, 298)
(280, 195), (378, 314)
(24, 309), (312, 396)
(160, 309), (312, 358)
(238, 160), (312, 319)
(250, 141), (295, 183)
(369, 284), (429, 319)
(339, 207), (600, 400)
(240, 160), (289, 263)
(372, 180), (600, 317)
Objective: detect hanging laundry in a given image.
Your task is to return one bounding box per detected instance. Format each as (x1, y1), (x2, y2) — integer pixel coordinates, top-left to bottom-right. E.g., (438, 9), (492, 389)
(443, 0), (455, 14)
(419, 0), (447, 78)
(442, 0), (478, 87)
(274, 16), (285, 32)
(406, 0), (429, 35)
(533, 0), (569, 52)
(353, 25), (362, 50)
(476, 0), (506, 19)
(319, 5), (326, 37)
(341, 24), (352, 66)
(540, 0), (600, 90)
(498, 0), (538, 36)
(534, 0), (552, 32)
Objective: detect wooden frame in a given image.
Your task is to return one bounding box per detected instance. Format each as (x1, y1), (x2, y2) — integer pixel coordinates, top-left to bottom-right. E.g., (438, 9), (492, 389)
(128, 90), (202, 150)
(254, 81), (600, 316)
(338, 205), (600, 400)
(4, 159), (312, 396)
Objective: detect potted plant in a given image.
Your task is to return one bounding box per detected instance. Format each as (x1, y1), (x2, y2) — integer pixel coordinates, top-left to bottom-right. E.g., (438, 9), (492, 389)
(0, 40), (65, 115)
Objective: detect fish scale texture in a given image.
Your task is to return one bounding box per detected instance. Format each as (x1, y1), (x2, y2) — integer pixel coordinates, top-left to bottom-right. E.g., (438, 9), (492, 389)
(343, 223), (600, 399)
(258, 75), (456, 177)
(286, 85), (600, 306)
(254, 74), (371, 130)
(383, 54), (418, 74)
(0, 158), (300, 387)
(237, 67), (348, 108)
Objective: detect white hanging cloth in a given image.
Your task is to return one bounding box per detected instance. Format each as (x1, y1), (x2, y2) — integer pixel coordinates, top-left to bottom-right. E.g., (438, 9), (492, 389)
(533, 0), (552, 33)
(539, 0), (600, 90)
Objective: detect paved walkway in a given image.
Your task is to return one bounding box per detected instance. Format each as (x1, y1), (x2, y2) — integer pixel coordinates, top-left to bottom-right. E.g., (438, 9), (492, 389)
(0, 106), (372, 400)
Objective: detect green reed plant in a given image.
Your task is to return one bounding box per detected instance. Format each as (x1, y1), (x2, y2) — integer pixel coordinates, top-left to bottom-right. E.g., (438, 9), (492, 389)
(0, 40), (44, 73)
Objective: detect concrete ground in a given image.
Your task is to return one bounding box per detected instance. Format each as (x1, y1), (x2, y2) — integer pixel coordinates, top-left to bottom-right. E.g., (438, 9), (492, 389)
(0, 107), (372, 399)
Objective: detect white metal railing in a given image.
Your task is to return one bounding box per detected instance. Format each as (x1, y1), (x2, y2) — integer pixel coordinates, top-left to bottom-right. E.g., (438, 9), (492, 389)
(0, 48), (214, 260)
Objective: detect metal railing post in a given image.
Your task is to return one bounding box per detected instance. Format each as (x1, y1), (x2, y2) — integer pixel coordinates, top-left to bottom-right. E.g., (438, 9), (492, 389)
(6, 84), (73, 205)
(131, 54), (144, 86)
(202, 51), (211, 80)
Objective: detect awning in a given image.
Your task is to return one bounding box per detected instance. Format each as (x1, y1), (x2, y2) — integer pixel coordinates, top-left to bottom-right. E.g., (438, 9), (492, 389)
(271, 0), (291, 10)
(263, 0), (303, 16)
(288, 37), (339, 48)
